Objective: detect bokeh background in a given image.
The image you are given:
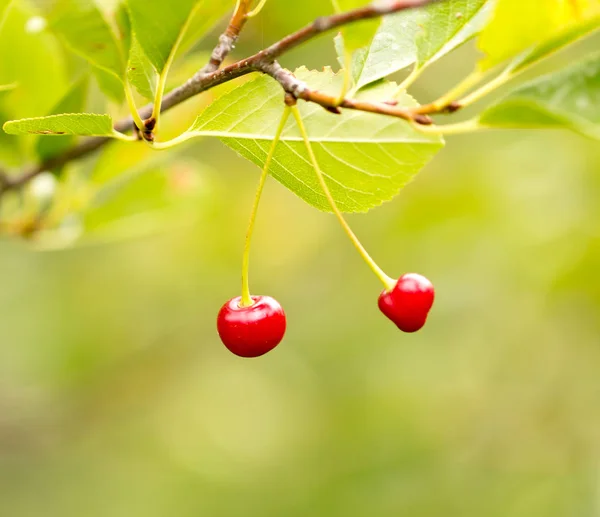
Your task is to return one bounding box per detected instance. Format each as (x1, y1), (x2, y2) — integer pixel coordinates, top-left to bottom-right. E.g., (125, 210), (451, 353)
(1, 1), (600, 516)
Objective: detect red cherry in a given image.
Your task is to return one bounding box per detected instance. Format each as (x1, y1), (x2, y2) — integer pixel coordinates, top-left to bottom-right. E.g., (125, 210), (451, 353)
(217, 295), (286, 357)
(378, 273), (435, 332)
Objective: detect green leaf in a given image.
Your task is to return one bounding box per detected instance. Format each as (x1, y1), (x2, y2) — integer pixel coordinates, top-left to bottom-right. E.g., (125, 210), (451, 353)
(352, 0), (490, 90)
(86, 167), (179, 228)
(415, 0), (491, 67)
(0, 3), (68, 118)
(93, 67), (125, 103)
(480, 53), (600, 140)
(35, 76), (90, 161)
(505, 16), (600, 75)
(478, 0), (600, 70)
(77, 151), (211, 244)
(32, 0), (125, 80)
(114, 1), (131, 59)
(333, 0), (381, 60)
(178, 2), (231, 57)
(4, 113), (114, 137)
(186, 68), (443, 213)
(126, 0), (199, 73)
(127, 36), (158, 101)
(335, 33), (368, 87)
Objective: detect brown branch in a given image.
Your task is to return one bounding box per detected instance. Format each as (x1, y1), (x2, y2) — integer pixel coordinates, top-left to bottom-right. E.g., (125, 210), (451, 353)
(0, 0), (439, 193)
(261, 61), (433, 124)
(301, 87), (433, 125)
(201, 0), (253, 76)
(413, 100), (462, 115)
(253, 0), (437, 63)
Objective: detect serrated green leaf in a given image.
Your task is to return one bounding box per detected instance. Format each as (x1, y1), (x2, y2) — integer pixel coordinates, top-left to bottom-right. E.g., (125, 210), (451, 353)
(344, 10), (420, 90)
(127, 35), (157, 101)
(352, 0), (490, 90)
(186, 68), (443, 213)
(32, 0), (125, 80)
(35, 76), (89, 161)
(478, 0), (600, 70)
(4, 113), (114, 137)
(127, 0), (214, 74)
(416, 0), (492, 67)
(480, 53), (600, 140)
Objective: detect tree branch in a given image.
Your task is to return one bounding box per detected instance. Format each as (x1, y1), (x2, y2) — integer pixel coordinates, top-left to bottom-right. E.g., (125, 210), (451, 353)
(260, 61), (433, 124)
(251, 0), (436, 63)
(0, 0), (440, 194)
(201, 0), (253, 76)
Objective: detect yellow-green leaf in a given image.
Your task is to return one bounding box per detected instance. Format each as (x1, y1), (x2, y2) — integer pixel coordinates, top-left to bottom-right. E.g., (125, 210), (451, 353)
(186, 68), (444, 213)
(480, 53), (600, 140)
(4, 113), (114, 137)
(478, 0), (600, 70)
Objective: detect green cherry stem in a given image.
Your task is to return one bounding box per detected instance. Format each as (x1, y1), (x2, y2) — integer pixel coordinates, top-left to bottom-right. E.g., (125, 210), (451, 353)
(124, 79), (145, 130)
(111, 130), (139, 142)
(247, 0), (269, 17)
(239, 106), (291, 308)
(150, 2), (203, 132)
(290, 104), (396, 292)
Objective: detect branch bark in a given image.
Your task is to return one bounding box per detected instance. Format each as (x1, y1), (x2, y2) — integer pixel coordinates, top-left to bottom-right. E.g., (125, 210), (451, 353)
(194, 0), (253, 79)
(0, 0), (440, 194)
(261, 62), (433, 124)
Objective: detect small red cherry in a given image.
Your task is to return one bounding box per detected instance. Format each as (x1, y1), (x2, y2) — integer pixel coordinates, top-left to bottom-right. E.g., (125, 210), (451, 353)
(378, 273), (435, 332)
(217, 295), (286, 357)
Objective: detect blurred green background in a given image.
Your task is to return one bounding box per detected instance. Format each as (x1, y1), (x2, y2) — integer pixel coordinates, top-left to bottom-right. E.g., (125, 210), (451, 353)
(1, 1), (600, 516)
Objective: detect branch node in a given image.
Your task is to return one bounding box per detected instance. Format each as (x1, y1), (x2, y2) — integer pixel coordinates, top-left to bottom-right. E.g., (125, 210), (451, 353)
(413, 114), (433, 125)
(142, 117), (156, 141)
(325, 106), (342, 115)
(313, 16), (329, 31)
(445, 101), (462, 113)
(284, 92), (297, 106)
(144, 117), (156, 131)
(260, 61), (308, 100)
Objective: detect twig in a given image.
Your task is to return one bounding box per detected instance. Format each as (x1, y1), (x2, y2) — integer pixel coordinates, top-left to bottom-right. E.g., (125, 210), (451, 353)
(200, 0), (253, 77)
(261, 62), (433, 124)
(1, 0), (439, 193)
(252, 0), (436, 63)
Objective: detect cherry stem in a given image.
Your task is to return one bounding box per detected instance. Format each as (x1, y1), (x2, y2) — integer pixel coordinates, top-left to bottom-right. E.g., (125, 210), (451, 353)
(124, 79), (145, 130)
(247, 0), (268, 17)
(240, 106), (292, 307)
(291, 105), (396, 292)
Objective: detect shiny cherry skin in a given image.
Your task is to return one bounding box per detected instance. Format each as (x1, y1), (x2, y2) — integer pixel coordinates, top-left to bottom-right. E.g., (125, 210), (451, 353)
(378, 273), (435, 332)
(217, 295), (286, 357)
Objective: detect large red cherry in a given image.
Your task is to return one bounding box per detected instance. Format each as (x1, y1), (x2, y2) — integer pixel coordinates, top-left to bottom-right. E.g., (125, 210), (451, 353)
(217, 295), (286, 357)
